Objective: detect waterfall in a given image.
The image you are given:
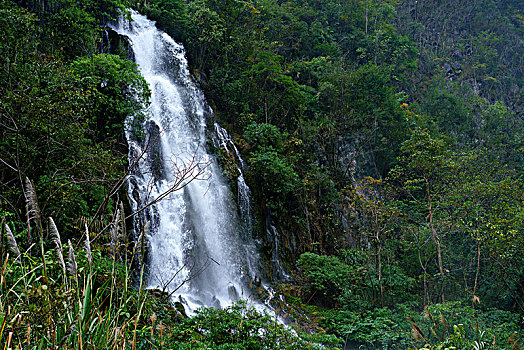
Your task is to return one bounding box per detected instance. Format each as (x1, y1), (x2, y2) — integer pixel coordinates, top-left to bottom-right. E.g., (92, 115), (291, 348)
(112, 11), (261, 312)
(212, 123), (253, 237)
(101, 29), (111, 54)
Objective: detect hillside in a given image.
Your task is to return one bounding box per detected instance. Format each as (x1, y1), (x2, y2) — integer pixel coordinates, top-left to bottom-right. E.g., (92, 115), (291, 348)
(0, 0), (522, 349)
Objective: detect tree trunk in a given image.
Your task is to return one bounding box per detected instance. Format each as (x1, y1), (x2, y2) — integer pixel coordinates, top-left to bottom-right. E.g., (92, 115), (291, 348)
(473, 239), (481, 301)
(429, 200), (445, 302)
(378, 241), (384, 307)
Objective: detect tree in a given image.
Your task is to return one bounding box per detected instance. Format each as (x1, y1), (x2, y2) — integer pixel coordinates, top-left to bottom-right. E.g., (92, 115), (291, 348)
(319, 63), (409, 174)
(388, 128), (459, 303)
(351, 177), (397, 306)
(245, 123), (299, 213)
(0, 5), (150, 232)
(448, 152), (524, 311)
(70, 54), (150, 144)
(185, 0), (225, 70)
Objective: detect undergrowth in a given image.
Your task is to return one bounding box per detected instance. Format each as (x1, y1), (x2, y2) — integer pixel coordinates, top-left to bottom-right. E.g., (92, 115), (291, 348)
(0, 180), (341, 349)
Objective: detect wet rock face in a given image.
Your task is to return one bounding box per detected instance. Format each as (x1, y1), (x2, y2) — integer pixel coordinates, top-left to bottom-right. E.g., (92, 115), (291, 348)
(442, 61), (462, 80)
(103, 28), (136, 61)
(228, 283), (240, 302)
(443, 62), (452, 75)
(452, 61), (462, 71)
(453, 49), (463, 59)
(143, 121), (166, 182)
(336, 133), (381, 181)
(148, 289), (188, 318)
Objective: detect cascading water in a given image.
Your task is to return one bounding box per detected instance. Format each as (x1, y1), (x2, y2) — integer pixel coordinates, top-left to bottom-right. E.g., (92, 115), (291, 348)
(101, 29), (111, 54)
(112, 11), (261, 312)
(213, 123), (289, 283)
(212, 124), (253, 238)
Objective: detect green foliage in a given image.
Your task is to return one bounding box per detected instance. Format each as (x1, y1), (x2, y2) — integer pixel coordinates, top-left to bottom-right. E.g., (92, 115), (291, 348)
(387, 127), (523, 309)
(298, 250), (416, 311)
(298, 252), (359, 306)
(321, 306), (412, 348)
(0, 3), (149, 234)
(42, 3), (97, 58)
(184, 0), (226, 69)
(244, 122), (285, 151)
(360, 264), (416, 303)
(17, 0), (127, 59)
(0, 51), (143, 231)
(399, 0), (524, 115)
(319, 63), (409, 173)
(0, 4), (38, 89)
(249, 149), (298, 212)
(421, 82), (475, 140)
(413, 302), (522, 350)
(132, 0), (187, 42)
(70, 54), (150, 142)
(170, 301), (341, 349)
(387, 127), (457, 220)
(82, 0), (125, 22)
(243, 123), (300, 213)
(479, 101), (524, 167)
(309, 294), (522, 349)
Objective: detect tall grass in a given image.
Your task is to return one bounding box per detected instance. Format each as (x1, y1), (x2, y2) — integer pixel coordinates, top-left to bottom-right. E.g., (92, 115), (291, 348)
(0, 200), (153, 349)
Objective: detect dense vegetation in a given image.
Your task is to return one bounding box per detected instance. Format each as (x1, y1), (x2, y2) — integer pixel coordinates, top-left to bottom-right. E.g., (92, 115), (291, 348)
(1, 0), (522, 349)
